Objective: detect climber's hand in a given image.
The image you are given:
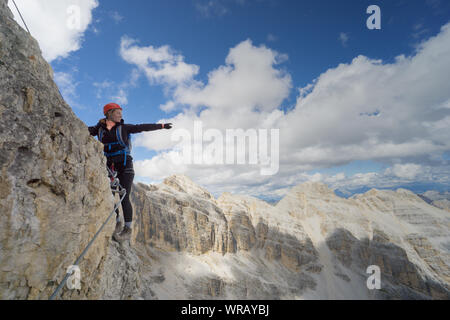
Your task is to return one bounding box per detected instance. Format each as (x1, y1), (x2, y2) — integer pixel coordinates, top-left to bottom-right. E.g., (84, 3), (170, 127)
(164, 123), (173, 129)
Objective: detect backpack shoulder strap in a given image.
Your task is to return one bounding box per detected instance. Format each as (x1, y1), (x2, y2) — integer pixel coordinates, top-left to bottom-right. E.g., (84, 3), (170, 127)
(116, 126), (129, 150)
(98, 126), (105, 142)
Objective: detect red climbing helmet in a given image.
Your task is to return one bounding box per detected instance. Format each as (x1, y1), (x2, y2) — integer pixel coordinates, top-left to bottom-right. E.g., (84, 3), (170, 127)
(103, 103), (122, 116)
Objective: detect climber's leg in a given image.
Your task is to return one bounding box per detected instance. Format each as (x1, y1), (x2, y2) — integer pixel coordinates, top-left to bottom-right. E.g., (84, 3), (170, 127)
(113, 162), (134, 243)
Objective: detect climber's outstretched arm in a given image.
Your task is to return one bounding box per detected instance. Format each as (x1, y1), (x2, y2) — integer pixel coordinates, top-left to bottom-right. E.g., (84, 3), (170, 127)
(125, 123), (173, 134)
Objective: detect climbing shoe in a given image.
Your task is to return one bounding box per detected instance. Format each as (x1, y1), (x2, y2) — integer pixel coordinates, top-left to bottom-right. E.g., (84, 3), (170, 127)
(114, 221), (122, 235)
(113, 225), (132, 243)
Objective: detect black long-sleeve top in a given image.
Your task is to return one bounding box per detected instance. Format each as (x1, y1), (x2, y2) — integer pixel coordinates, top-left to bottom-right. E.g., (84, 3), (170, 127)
(88, 119), (163, 165)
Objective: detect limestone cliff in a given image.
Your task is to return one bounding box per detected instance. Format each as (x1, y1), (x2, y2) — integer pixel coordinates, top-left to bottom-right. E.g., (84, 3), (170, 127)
(125, 177), (449, 299)
(419, 191), (450, 213)
(0, 0), (114, 299)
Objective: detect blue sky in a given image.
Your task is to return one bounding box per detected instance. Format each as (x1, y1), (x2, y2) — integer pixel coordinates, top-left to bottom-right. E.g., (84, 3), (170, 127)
(9, 0), (450, 200)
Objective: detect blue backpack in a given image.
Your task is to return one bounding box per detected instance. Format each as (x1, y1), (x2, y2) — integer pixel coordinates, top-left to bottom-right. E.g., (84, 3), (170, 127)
(98, 126), (132, 166)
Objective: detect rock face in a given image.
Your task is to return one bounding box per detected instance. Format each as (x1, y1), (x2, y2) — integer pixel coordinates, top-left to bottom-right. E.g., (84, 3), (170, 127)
(128, 175), (321, 299)
(132, 175), (229, 255)
(121, 177), (449, 300)
(1, 0), (449, 300)
(419, 191), (450, 213)
(0, 0), (115, 299)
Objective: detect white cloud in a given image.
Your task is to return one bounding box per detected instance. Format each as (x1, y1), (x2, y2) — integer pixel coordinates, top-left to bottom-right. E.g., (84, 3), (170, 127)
(120, 36), (200, 87)
(135, 151), (189, 179)
(120, 37), (291, 115)
(281, 22), (450, 168)
(129, 23), (450, 199)
(130, 40), (292, 196)
(334, 166), (446, 194)
(8, 0), (99, 62)
(298, 163), (448, 196)
(159, 101), (177, 112)
(385, 163), (422, 180)
(130, 39), (291, 153)
(172, 39), (292, 113)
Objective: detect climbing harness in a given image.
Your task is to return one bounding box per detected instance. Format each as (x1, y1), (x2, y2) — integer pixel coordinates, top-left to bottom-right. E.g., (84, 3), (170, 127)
(11, 0), (31, 34)
(49, 165), (126, 300)
(98, 126), (132, 166)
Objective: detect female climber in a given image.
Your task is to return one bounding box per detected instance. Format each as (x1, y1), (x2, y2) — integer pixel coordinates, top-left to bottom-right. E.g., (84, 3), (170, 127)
(88, 103), (172, 243)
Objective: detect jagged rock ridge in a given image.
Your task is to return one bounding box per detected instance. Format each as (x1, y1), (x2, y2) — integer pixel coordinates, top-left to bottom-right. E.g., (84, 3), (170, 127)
(419, 191), (450, 212)
(125, 175), (450, 299)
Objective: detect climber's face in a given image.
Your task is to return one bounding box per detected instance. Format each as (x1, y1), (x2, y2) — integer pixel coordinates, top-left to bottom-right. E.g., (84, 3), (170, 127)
(110, 109), (122, 123)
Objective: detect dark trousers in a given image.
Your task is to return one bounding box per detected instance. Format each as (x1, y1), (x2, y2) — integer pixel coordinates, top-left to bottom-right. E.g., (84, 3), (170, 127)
(107, 156), (135, 223)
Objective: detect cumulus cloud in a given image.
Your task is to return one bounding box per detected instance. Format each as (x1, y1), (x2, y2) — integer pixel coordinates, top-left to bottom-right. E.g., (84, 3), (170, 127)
(281, 22), (450, 168)
(385, 163), (422, 180)
(124, 23), (450, 199)
(195, 0), (229, 18)
(159, 100), (177, 112)
(119, 36), (200, 87)
(8, 0), (99, 62)
(127, 39), (290, 155)
(171, 39), (291, 113)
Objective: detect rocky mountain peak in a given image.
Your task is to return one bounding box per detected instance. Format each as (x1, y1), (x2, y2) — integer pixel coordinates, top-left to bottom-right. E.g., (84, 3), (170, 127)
(350, 187), (423, 204)
(286, 181), (337, 199)
(162, 174), (214, 200)
(1, 0), (11, 18)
